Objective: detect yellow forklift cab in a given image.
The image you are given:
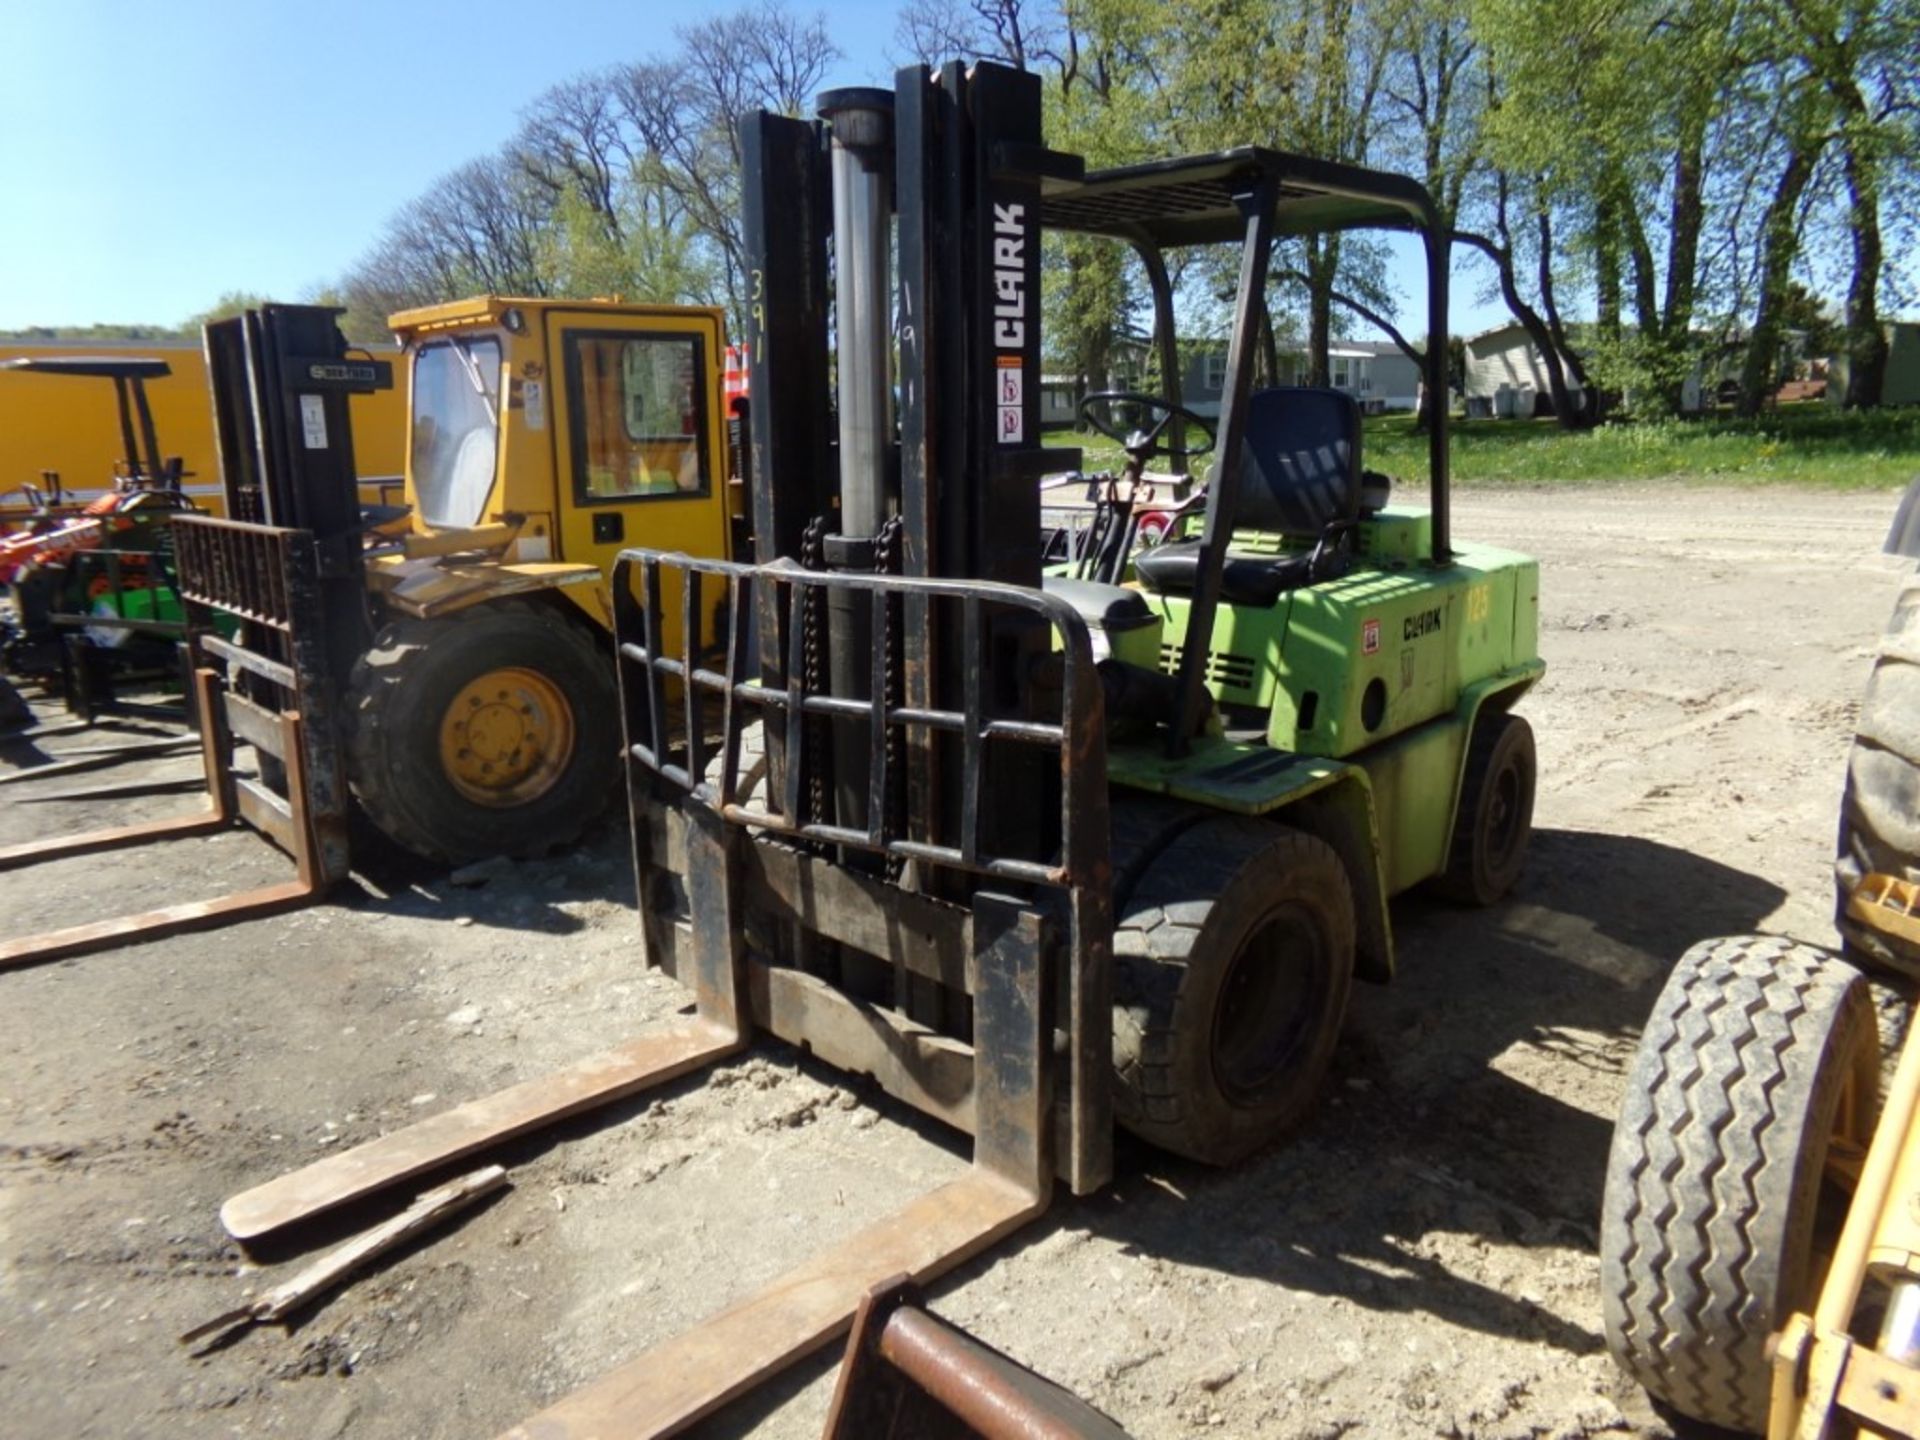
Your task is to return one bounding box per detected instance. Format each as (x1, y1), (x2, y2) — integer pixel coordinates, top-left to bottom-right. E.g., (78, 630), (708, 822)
(381, 296), (734, 632)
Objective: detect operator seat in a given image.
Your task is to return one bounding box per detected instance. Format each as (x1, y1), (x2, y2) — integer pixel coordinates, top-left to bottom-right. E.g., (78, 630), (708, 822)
(1133, 387), (1362, 607)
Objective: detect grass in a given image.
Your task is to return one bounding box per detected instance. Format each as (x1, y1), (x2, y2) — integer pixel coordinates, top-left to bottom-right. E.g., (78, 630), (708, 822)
(1046, 402), (1920, 490)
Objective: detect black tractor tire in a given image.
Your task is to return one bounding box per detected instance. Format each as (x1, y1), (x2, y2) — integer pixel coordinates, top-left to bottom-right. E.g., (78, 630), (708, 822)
(346, 600), (620, 864)
(1837, 571), (1920, 976)
(1111, 817), (1356, 1165)
(1599, 935), (1877, 1435)
(1434, 710), (1536, 906)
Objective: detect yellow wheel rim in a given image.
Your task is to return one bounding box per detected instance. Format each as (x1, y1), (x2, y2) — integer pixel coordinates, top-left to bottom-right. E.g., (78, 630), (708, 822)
(439, 666), (575, 807)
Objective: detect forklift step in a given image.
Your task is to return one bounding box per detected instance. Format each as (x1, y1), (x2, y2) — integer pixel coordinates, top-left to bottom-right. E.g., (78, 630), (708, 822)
(496, 1172), (1044, 1440)
(221, 1020), (743, 1240)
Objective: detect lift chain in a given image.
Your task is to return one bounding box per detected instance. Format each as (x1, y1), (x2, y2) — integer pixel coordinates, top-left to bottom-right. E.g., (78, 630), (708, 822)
(872, 514), (905, 879)
(800, 513), (831, 833)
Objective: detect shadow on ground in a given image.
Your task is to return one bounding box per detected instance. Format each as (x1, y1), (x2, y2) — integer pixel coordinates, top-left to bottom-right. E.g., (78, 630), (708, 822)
(685, 826), (1792, 1436)
(228, 824), (1791, 1436)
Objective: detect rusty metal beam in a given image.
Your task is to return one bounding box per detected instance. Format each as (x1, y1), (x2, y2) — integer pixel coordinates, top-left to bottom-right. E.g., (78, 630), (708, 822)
(221, 1021), (743, 1240)
(0, 696), (323, 972)
(0, 669), (324, 974)
(0, 807), (226, 869)
(0, 878), (319, 972)
(751, 961), (978, 1132)
(824, 1278), (1137, 1439)
(498, 1173), (1044, 1440)
(744, 838), (974, 992)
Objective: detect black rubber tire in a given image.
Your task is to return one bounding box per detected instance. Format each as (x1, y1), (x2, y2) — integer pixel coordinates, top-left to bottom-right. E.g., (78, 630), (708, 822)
(1434, 710), (1536, 906)
(1837, 571), (1920, 976)
(1599, 935), (1877, 1434)
(1111, 817), (1356, 1165)
(346, 600), (619, 864)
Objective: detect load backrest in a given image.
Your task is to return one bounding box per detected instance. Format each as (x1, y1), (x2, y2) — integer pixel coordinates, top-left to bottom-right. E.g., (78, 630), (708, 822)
(1233, 386), (1362, 537)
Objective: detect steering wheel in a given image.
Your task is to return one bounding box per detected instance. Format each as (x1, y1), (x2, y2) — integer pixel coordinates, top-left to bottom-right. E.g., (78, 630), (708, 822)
(1077, 391), (1217, 463)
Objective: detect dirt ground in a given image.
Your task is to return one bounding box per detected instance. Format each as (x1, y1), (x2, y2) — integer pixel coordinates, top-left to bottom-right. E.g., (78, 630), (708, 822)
(1, 483), (1909, 1440)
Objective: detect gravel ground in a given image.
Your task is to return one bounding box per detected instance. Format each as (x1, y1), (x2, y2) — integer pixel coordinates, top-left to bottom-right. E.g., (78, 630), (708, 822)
(0, 482), (1907, 1439)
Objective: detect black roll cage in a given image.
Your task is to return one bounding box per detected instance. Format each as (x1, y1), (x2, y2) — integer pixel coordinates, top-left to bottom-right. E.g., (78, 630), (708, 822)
(1038, 145), (1453, 755)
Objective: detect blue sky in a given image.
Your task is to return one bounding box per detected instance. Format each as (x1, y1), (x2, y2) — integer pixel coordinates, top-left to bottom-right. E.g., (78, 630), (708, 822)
(0, 0), (1495, 336)
(0, 0), (901, 329)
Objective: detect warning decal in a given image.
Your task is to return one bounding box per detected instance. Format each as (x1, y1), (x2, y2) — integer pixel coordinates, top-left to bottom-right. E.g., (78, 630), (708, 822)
(997, 357), (1024, 443)
(299, 394), (328, 450)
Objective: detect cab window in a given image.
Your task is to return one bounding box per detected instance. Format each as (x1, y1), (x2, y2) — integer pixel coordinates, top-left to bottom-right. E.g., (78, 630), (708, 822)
(411, 336), (502, 528)
(565, 333), (709, 503)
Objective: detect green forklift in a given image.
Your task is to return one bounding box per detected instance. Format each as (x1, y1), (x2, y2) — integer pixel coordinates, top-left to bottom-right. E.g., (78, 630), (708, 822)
(217, 61), (1542, 1436)
(621, 71), (1546, 1176)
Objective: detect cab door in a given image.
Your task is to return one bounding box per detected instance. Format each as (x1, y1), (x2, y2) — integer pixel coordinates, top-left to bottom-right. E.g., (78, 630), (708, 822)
(546, 308), (731, 588)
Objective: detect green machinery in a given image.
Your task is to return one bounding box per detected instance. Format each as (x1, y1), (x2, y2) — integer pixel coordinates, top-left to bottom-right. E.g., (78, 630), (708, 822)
(215, 61), (1543, 1437)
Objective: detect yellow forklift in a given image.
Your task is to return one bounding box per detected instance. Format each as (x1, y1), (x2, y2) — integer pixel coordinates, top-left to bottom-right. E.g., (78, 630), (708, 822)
(205, 295), (739, 864)
(3, 298), (739, 967)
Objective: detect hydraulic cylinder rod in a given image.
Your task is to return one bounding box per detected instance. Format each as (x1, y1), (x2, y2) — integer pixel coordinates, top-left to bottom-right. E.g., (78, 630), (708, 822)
(820, 88), (895, 539)
(818, 88), (896, 835)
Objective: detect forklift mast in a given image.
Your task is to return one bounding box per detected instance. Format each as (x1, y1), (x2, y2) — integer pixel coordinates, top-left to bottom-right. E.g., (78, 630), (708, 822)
(202, 304), (391, 688)
(742, 61), (1085, 861)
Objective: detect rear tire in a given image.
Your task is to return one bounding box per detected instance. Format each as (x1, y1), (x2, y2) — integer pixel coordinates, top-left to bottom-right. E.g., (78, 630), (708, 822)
(1435, 711), (1535, 906)
(1838, 571), (1920, 976)
(1599, 935), (1876, 1434)
(1111, 818), (1356, 1165)
(346, 600), (619, 864)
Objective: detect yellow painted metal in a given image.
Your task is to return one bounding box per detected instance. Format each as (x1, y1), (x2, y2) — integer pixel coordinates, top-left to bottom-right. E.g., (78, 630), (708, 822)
(397, 521), (518, 560)
(439, 665), (576, 807)
(1849, 873), (1920, 953)
(1770, 1314), (1813, 1440)
(1793, 1328), (1851, 1440)
(365, 555), (606, 622)
(385, 297), (733, 641)
(542, 304), (731, 648)
(1766, 912), (1920, 1440)
(0, 339), (406, 516)
(1816, 928), (1920, 1341)
(389, 296), (525, 332)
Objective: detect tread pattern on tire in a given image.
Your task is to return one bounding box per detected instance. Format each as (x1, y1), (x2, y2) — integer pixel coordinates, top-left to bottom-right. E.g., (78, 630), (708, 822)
(1112, 818), (1354, 1136)
(346, 599), (614, 863)
(1838, 571), (1920, 975)
(1600, 934), (1872, 1434)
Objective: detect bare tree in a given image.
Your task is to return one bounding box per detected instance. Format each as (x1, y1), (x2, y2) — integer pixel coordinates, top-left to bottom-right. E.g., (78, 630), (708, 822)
(893, 0), (1061, 70)
(616, 2), (839, 323)
(339, 153), (552, 331)
(517, 71), (636, 246)
(333, 2), (834, 332)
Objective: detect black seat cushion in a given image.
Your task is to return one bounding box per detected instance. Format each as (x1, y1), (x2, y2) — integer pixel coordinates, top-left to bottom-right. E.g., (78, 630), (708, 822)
(1236, 387), (1363, 535)
(1134, 540), (1338, 607)
(1134, 388), (1362, 603)
(1042, 575), (1158, 633)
